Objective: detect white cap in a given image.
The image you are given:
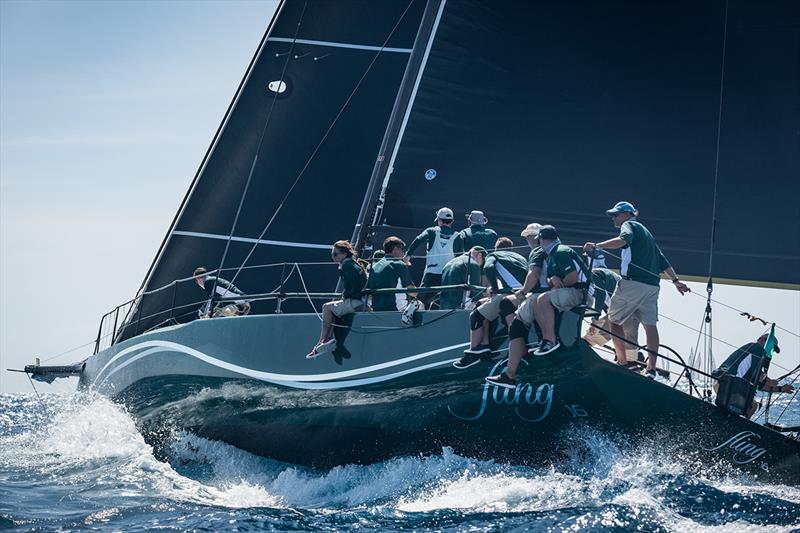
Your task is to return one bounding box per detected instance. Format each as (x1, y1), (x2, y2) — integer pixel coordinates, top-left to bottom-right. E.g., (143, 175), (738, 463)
(434, 207), (454, 222)
(466, 210), (488, 225)
(520, 223), (542, 238)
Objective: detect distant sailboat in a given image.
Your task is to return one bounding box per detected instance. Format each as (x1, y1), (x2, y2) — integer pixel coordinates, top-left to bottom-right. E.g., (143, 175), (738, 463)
(21, 0), (800, 482)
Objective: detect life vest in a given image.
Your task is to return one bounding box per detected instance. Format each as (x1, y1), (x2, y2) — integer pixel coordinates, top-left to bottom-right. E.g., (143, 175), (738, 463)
(424, 228), (456, 275)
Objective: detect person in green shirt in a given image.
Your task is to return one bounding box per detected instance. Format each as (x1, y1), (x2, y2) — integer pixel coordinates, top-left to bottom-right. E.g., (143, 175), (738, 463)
(459, 210), (498, 251)
(455, 238), (528, 368)
(487, 225), (585, 388)
(366, 237), (420, 322)
(582, 265), (641, 363)
(583, 201), (690, 375)
(404, 207), (464, 309)
(307, 240), (367, 358)
(439, 246), (486, 309)
(712, 334), (793, 418)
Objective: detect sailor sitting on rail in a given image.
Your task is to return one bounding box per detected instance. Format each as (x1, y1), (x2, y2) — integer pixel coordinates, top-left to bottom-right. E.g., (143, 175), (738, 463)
(712, 334), (794, 418)
(454, 237), (527, 369)
(438, 246), (486, 310)
(307, 240), (368, 359)
(485, 225), (586, 390)
(404, 207), (464, 309)
(193, 267), (250, 319)
(459, 210), (498, 251)
(582, 255), (642, 364)
(366, 236), (423, 325)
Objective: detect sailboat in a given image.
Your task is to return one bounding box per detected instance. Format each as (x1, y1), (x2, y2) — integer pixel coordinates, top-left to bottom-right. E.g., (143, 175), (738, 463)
(21, 0), (800, 482)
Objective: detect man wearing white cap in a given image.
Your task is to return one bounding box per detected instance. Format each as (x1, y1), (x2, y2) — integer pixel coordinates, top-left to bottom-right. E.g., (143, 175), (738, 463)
(459, 210), (498, 251)
(584, 201), (689, 376)
(405, 207), (464, 308)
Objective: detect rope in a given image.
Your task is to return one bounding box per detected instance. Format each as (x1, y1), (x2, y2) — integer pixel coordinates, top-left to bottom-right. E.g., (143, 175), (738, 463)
(295, 263), (322, 321)
(228, 0), (418, 288)
(707, 0), (729, 278)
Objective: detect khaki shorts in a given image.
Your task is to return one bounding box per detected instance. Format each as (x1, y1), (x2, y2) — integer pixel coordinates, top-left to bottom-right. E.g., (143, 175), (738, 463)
(330, 298), (365, 318)
(607, 279), (659, 326)
(477, 294), (518, 321)
(515, 293), (537, 327)
(548, 287), (584, 312)
(584, 315), (640, 361)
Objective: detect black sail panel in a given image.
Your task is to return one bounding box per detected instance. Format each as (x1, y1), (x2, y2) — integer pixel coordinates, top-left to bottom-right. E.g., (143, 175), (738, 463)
(120, 0), (427, 340)
(379, 0), (799, 288)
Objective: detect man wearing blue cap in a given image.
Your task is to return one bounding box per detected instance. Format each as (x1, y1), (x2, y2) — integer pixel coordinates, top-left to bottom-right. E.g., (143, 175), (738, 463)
(583, 202), (689, 376)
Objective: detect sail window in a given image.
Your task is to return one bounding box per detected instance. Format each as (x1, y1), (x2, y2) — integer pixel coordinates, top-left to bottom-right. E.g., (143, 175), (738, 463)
(268, 80), (287, 93)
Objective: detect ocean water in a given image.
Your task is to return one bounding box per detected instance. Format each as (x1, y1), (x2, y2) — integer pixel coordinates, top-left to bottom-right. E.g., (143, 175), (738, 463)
(1, 391), (799, 532)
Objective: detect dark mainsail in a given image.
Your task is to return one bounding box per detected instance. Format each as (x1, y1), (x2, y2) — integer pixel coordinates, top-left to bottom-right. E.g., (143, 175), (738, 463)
(374, 0), (799, 289)
(121, 0), (799, 343)
(120, 0), (429, 340)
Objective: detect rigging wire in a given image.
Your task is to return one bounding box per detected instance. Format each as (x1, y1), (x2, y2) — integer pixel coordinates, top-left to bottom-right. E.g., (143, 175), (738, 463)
(227, 0), (418, 289)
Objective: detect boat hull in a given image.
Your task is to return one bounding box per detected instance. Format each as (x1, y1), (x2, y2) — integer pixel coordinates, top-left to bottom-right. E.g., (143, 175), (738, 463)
(80, 311), (800, 483)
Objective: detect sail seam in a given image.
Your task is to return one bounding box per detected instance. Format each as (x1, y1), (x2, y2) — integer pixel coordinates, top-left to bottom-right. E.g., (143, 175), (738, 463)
(173, 230), (330, 250)
(268, 36), (412, 53)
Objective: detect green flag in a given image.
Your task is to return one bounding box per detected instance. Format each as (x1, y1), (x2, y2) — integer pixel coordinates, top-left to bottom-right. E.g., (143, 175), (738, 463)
(764, 323), (777, 359)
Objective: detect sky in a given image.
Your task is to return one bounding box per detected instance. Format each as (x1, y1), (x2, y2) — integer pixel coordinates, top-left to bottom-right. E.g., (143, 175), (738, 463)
(1, 0), (798, 394)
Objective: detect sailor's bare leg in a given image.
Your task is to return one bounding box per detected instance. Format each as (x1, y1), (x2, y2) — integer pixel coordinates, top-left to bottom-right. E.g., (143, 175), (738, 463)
(470, 327), (484, 349)
(505, 337), (527, 380)
(319, 302), (335, 343)
(533, 293), (556, 342)
(610, 321), (628, 365)
(643, 324), (659, 372)
(481, 318), (491, 345)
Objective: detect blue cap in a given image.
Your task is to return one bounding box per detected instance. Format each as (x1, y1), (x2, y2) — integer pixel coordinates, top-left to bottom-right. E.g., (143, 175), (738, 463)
(606, 201), (637, 216)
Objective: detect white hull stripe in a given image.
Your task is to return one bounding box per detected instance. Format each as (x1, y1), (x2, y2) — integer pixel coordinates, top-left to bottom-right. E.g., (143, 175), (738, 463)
(100, 345), (456, 390)
(172, 230), (330, 250)
(94, 339), (469, 386)
(267, 37), (412, 54)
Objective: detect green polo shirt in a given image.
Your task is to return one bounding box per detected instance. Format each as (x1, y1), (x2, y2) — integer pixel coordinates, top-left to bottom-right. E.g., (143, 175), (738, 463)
(712, 342), (767, 384)
(366, 257), (413, 311)
(619, 220), (670, 286)
(545, 244), (589, 286)
(459, 225), (498, 251)
(484, 250), (528, 291)
(591, 268), (620, 313)
(439, 253), (483, 309)
(339, 257), (367, 300)
(406, 226), (464, 256)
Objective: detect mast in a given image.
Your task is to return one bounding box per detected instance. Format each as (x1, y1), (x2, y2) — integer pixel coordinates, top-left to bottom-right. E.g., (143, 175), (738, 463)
(350, 0), (446, 256)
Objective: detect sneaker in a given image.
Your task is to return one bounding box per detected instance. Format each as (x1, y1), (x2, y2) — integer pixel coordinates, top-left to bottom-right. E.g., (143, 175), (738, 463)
(306, 338), (336, 359)
(533, 339), (561, 356)
(453, 353), (482, 369)
(527, 340), (542, 356)
(485, 373), (517, 390)
(464, 344), (492, 356)
(645, 369), (657, 379)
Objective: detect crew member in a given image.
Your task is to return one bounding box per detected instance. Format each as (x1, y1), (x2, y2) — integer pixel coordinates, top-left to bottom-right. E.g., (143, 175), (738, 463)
(583, 263), (641, 364)
(307, 240), (367, 359)
(454, 238), (527, 369)
(367, 236), (422, 324)
(193, 267), (250, 318)
(439, 247), (486, 310)
(584, 201), (690, 376)
(712, 334), (794, 418)
(404, 207), (464, 308)
(459, 210), (498, 251)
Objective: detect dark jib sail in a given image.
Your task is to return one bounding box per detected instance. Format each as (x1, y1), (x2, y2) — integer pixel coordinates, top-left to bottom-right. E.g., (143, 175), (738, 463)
(371, 0), (799, 290)
(119, 1), (429, 340)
